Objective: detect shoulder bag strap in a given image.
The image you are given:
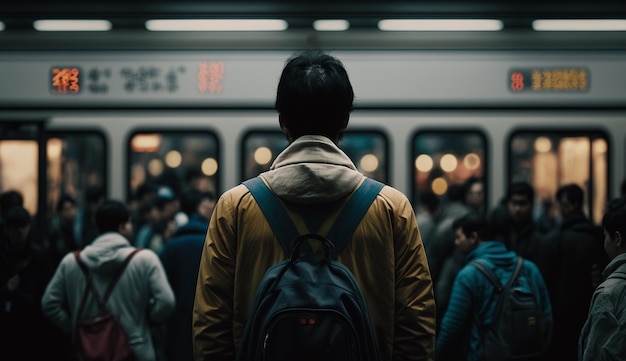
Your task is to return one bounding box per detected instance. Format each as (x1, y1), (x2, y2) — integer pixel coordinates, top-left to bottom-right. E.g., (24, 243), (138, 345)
(243, 176), (384, 258)
(73, 248), (143, 315)
(74, 250), (104, 316)
(471, 257), (524, 328)
(325, 178), (384, 257)
(101, 248), (143, 303)
(470, 260), (504, 293)
(243, 177), (300, 254)
(470, 256), (524, 293)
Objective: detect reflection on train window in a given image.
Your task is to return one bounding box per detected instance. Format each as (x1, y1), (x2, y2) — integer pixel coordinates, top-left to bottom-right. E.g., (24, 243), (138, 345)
(128, 131), (220, 199)
(241, 130), (389, 183)
(412, 130), (488, 213)
(508, 130), (608, 225)
(47, 131), (107, 220)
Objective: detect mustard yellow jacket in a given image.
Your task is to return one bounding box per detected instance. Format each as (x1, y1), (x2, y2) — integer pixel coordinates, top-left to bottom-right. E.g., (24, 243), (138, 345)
(193, 135), (435, 361)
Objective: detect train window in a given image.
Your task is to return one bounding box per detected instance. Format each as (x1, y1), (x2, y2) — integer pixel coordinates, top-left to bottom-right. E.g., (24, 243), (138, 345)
(508, 130), (608, 225)
(0, 139), (40, 215)
(0, 121), (46, 213)
(47, 131), (107, 220)
(412, 130), (488, 212)
(241, 130), (389, 183)
(128, 130), (220, 200)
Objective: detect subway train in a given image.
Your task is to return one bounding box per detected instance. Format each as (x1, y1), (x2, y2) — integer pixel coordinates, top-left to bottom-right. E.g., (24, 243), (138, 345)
(1, 2), (626, 242)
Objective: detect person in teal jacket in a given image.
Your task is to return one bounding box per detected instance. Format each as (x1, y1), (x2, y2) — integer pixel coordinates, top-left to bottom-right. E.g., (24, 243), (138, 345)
(436, 213), (552, 361)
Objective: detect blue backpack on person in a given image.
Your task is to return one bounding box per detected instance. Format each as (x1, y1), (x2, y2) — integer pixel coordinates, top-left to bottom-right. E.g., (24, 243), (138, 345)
(237, 176), (384, 361)
(470, 257), (552, 361)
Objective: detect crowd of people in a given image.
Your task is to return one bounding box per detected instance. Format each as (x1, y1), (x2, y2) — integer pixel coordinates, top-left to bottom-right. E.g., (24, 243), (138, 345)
(1, 51), (625, 361)
(0, 174), (216, 361)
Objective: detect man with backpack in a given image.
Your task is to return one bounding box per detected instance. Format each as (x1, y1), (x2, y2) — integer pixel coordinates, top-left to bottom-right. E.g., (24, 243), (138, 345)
(436, 213), (552, 361)
(42, 200), (176, 361)
(192, 51), (436, 361)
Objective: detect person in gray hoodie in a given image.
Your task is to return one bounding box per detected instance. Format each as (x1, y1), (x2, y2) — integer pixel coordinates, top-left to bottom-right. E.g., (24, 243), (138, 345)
(579, 197), (626, 361)
(42, 199), (175, 361)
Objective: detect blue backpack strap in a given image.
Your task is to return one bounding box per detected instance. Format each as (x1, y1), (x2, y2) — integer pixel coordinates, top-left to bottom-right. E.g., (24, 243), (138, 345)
(471, 257), (524, 294)
(243, 176), (299, 254)
(470, 257), (525, 330)
(326, 178), (384, 257)
(244, 176), (384, 258)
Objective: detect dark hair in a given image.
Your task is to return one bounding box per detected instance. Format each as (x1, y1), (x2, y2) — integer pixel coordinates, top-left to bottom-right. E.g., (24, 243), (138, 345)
(275, 51), (354, 139)
(419, 191), (440, 212)
(180, 189), (202, 216)
(185, 169), (204, 183)
(621, 179), (626, 196)
(556, 183), (584, 209)
(85, 185), (106, 204)
(603, 197), (626, 238)
(5, 206), (31, 228)
(453, 213), (492, 240)
(136, 182), (158, 199)
(95, 200), (130, 233)
(447, 184), (466, 203)
(506, 181), (535, 203)
(56, 194), (77, 212)
(0, 190), (24, 216)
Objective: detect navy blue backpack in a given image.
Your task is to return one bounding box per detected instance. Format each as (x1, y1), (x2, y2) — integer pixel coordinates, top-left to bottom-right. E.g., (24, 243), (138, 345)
(237, 176), (384, 361)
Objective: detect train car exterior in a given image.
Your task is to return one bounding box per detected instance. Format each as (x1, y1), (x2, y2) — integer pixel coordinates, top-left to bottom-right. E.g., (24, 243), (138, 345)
(0, 47), (625, 238)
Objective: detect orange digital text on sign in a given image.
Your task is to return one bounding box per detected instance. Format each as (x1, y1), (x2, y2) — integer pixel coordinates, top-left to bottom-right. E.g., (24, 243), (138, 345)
(509, 68), (589, 92)
(51, 67), (80, 94)
(530, 69), (588, 91)
(198, 61), (225, 94)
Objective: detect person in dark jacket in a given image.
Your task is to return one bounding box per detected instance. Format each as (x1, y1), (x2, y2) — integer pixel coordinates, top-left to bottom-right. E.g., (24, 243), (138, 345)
(48, 194), (80, 266)
(1, 206), (66, 360)
(543, 184), (606, 361)
(491, 181), (548, 269)
(579, 196), (626, 361)
(159, 189), (215, 361)
(436, 213), (552, 361)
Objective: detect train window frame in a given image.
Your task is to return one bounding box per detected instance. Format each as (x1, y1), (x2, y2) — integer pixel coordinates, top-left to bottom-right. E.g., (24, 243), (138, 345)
(239, 129), (391, 184)
(410, 128), (490, 211)
(46, 129), (109, 219)
(126, 128), (221, 203)
(239, 129), (288, 182)
(506, 128), (610, 225)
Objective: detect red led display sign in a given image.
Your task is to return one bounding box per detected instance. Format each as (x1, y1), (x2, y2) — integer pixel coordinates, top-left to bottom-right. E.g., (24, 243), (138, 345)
(509, 68), (589, 92)
(51, 67), (81, 94)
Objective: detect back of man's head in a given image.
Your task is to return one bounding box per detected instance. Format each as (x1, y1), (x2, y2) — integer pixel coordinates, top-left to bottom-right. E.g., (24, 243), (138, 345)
(5, 206), (31, 228)
(0, 190), (24, 220)
(453, 213), (492, 241)
(506, 181), (535, 203)
(603, 197), (626, 241)
(556, 183), (584, 209)
(275, 51), (354, 139)
(95, 200), (130, 234)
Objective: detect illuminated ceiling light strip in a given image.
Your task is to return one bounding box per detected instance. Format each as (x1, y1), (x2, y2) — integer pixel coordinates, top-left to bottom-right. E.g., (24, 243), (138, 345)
(532, 19), (626, 31)
(33, 20), (112, 31)
(378, 19), (503, 31)
(313, 19), (350, 31)
(145, 19), (288, 31)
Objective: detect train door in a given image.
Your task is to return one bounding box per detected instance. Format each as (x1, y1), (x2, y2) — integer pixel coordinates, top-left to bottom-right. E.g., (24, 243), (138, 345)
(0, 120), (47, 245)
